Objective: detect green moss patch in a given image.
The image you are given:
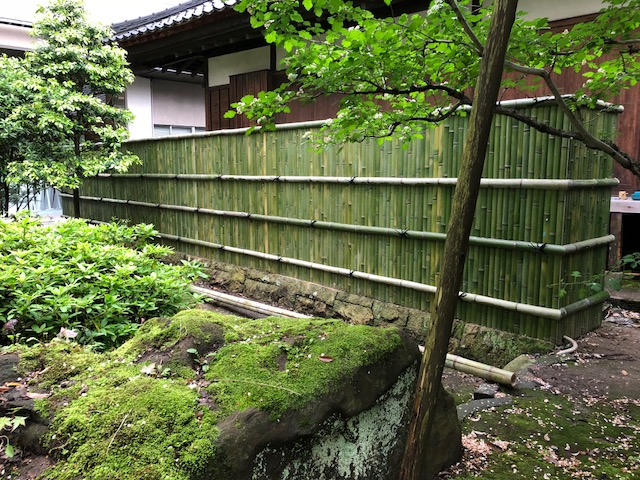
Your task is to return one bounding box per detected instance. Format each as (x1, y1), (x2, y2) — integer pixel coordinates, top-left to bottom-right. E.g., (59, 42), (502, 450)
(13, 310), (404, 479)
(204, 316), (401, 419)
(46, 377), (219, 480)
(450, 390), (640, 479)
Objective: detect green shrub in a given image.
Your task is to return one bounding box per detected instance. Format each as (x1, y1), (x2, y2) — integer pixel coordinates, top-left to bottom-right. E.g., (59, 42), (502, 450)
(0, 213), (205, 349)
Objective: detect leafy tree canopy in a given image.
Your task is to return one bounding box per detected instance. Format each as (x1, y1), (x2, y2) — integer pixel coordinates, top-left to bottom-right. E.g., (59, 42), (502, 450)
(0, 55), (32, 171)
(1, 0), (138, 194)
(229, 0), (640, 176)
(0, 55), (44, 216)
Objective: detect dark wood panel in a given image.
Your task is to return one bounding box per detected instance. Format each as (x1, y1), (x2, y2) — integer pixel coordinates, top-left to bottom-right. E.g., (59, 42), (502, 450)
(229, 70), (271, 128)
(206, 84), (231, 131)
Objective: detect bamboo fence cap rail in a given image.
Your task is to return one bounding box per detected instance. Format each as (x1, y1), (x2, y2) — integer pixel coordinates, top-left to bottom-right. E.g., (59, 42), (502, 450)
(93, 174), (620, 189)
(463, 95), (624, 113)
(125, 119), (330, 144)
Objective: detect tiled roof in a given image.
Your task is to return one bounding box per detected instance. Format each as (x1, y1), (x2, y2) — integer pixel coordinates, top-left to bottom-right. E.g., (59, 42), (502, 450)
(112, 0), (239, 41)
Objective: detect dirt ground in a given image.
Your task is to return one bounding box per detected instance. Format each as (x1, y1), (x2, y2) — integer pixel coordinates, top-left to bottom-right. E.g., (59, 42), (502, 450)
(441, 304), (640, 399)
(2, 304), (639, 479)
(529, 318), (640, 400)
(440, 303), (640, 479)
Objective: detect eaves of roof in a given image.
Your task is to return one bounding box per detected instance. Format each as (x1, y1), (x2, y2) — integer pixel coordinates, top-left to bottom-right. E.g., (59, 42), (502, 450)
(112, 0), (239, 41)
(0, 17), (33, 28)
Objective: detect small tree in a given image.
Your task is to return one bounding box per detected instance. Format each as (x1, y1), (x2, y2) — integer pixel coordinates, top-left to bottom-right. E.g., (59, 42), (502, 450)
(8, 0), (138, 218)
(0, 56), (25, 216)
(230, 0), (640, 477)
(0, 55), (40, 216)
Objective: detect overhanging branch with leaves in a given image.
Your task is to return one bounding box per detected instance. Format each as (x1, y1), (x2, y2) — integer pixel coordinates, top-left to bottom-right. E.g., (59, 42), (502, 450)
(230, 0), (640, 178)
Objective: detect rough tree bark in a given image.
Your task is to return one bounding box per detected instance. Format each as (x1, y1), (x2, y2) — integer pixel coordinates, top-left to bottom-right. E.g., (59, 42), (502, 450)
(72, 189), (81, 218)
(399, 1), (518, 478)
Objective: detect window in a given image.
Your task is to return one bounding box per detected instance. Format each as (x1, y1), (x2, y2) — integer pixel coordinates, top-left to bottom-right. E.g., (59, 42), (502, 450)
(153, 125), (206, 137)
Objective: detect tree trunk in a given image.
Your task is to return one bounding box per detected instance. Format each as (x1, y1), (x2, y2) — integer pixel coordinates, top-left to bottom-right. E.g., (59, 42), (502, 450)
(1, 180), (8, 217)
(72, 188), (81, 218)
(73, 136), (81, 218)
(399, 2), (518, 479)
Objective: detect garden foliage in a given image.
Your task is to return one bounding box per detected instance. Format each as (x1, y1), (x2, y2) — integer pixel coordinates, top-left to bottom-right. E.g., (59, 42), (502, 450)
(0, 214), (205, 349)
(0, 0), (138, 218)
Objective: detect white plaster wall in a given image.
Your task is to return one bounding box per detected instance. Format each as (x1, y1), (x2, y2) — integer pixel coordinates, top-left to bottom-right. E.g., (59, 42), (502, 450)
(125, 77), (153, 140)
(518, 0), (603, 21)
(0, 23), (35, 52)
(151, 79), (206, 127)
(208, 47), (271, 87)
(207, 46), (288, 87)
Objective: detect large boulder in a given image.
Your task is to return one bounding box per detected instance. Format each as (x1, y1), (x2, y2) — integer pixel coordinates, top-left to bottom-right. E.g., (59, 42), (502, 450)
(3, 310), (461, 479)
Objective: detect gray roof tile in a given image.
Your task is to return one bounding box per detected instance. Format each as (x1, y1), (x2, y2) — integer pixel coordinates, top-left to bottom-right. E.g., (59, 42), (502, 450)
(112, 0), (239, 41)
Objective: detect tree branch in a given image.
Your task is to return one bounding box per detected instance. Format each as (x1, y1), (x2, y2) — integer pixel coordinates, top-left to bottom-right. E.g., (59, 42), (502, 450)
(503, 60), (640, 176)
(443, 0), (640, 178)
(383, 102), (468, 136)
(445, 0), (484, 54)
(496, 105), (640, 177)
(308, 80), (472, 104)
(604, 38), (640, 47)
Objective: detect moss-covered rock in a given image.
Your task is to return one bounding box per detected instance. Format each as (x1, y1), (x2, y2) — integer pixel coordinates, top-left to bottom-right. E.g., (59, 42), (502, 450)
(5, 310), (461, 479)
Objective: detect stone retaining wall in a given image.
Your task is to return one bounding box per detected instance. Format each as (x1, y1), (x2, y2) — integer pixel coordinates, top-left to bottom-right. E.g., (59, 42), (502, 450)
(205, 260), (429, 333)
(204, 260), (553, 367)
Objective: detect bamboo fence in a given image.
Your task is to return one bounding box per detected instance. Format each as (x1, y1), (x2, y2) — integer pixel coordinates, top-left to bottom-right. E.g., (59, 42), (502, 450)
(62, 99), (620, 343)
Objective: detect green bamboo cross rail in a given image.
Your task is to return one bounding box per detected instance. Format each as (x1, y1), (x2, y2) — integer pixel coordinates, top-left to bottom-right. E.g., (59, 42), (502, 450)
(67, 193), (614, 256)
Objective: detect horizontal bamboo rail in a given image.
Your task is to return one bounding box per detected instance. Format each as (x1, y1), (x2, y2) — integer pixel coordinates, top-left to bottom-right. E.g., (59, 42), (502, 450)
(95, 173), (619, 190)
(444, 353), (516, 386)
(83, 219), (601, 322)
(69, 193), (614, 256)
(191, 285), (311, 318)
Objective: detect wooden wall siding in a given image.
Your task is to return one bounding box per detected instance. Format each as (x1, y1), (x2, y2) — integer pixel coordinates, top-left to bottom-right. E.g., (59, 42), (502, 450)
(207, 70), (344, 130)
(228, 70), (271, 129)
(65, 104), (618, 343)
(205, 85), (231, 131)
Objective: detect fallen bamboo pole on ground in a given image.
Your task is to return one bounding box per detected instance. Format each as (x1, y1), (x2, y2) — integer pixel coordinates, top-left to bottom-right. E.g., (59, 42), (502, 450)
(192, 284), (518, 386)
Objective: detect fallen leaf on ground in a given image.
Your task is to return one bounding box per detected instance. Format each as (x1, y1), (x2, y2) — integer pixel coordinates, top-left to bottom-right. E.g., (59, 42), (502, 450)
(26, 392), (50, 400)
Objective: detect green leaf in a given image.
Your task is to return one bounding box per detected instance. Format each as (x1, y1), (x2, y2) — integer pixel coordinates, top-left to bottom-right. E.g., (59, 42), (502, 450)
(0, 216), (206, 349)
(10, 416), (26, 432)
(5, 443), (15, 458)
(608, 277), (623, 291)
